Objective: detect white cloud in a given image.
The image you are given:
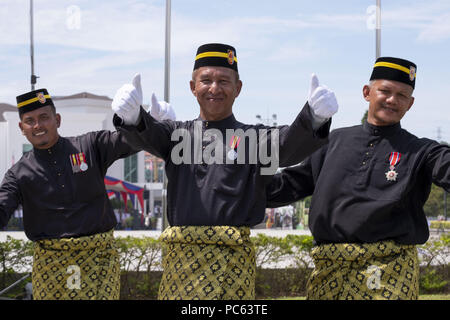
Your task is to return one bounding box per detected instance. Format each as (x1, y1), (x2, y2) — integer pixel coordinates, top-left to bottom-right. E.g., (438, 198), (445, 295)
(417, 13), (450, 43)
(0, 1), (166, 53)
(265, 43), (317, 62)
(1, 0), (449, 144)
(378, 2), (450, 43)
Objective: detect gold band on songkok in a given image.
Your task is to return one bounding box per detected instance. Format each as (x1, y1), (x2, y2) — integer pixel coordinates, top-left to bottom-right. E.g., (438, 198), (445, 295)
(32, 230), (120, 300)
(158, 226), (255, 300)
(307, 240), (419, 300)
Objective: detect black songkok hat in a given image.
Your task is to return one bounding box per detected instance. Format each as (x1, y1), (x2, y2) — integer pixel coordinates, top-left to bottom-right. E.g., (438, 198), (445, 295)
(16, 88), (54, 116)
(193, 43), (238, 72)
(370, 57), (417, 89)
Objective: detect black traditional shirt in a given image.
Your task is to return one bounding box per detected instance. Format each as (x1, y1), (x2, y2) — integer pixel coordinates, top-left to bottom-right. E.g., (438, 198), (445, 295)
(266, 121), (450, 245)
(116, 103), (330, 227)
(0, 130), (139, 241)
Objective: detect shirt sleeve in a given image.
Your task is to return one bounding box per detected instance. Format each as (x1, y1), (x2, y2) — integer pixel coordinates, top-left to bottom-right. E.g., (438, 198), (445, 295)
(276, 102), (331, 167)
(425, 141), (450, 192)
(265, 157), (316, 208)
(89, 130), (142, 175)
(0, 169), (20, 229)
(114, 107), (175, 161)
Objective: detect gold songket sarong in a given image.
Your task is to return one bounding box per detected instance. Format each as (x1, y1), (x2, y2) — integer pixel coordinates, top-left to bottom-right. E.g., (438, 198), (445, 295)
(32, 230), (120, 300)
(307, 240), (419, 300)
(158, 226), (256, 300)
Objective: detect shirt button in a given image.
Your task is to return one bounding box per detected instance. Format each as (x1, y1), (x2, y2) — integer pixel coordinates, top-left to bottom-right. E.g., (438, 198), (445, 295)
(205, 122), (209, 127)
(362, 161), (366, 165)
(53, 161), (57, 164)
(61, 184), (65, 188)
(57, 173), (61, 176)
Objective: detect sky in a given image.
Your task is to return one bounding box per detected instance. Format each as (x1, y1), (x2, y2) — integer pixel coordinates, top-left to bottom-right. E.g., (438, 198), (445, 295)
(0, 0), (449, 142)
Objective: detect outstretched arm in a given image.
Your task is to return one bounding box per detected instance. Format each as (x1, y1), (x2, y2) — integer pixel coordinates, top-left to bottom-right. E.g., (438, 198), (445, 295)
(426, 141), (450, 192)
(266, 158), (316, 208)
(0, 170), (20, 229)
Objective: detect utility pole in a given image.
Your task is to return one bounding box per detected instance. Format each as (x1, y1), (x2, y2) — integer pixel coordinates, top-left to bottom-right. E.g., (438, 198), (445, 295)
(444, 191), (447, 221)
(375, 0), (381, 59)
(164, 0), (171, 103)
(30, 0), (38, 90)
(437, 127), (448, 220)
(162, 0), (171, 231)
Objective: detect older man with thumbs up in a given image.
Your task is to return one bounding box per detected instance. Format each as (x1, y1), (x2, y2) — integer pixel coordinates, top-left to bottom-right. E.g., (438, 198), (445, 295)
(111, 43), (339, 300)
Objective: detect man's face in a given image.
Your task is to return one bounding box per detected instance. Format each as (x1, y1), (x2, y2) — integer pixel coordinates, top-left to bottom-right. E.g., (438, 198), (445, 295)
(190, 66), (242, 121)
(19, 105), (61, 149)
(363, 79), (415, 126)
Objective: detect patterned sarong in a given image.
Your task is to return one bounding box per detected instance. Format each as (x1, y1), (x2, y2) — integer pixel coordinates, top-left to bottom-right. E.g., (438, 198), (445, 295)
(307, 240), (419, 300)
(158, 226), (256, 300)
(32, 230), (120, 300)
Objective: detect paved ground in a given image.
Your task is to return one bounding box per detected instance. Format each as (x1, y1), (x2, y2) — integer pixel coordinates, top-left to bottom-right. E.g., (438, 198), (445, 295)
(0, 228), (312, 241)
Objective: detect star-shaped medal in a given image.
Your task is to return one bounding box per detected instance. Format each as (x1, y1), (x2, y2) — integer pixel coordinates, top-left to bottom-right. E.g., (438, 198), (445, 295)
(385, 169), (398, 181)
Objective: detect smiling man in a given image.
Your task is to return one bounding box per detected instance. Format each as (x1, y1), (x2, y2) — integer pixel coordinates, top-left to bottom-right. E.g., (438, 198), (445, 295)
(190, 61), (242, 122)
(364, 79), (414, 127)
(266, 57), (450, 300)
(112, 43), (339, 300)
(19, 102), (61, 149)
(0, 88), (174, 300)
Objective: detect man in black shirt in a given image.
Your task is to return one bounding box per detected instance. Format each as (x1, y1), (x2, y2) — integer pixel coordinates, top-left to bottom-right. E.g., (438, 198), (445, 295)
(0, 88), (144, 300)
(112, 43), (339, 299)
(267, 57), (450, 300)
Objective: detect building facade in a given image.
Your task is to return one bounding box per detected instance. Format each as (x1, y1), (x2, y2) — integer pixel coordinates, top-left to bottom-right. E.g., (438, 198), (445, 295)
(0, 93), (163, 216)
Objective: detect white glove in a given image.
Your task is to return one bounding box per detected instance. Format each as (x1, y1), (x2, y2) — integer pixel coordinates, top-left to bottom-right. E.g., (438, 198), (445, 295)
(150, 93), (176, 121)
(307, 73), (338, 123)
(111, 73), (143, 125)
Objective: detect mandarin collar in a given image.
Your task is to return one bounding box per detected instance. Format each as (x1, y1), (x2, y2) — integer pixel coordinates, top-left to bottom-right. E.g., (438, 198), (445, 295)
(33, 135), (64, 157)
(363, 121), (402, 137)
(196, 113), (238, 129)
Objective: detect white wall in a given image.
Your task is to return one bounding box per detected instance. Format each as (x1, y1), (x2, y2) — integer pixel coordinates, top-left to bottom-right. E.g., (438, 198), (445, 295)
(0, 122), (7, 178)
(2, 112), (28, 173)
(0, 96), (145, 184)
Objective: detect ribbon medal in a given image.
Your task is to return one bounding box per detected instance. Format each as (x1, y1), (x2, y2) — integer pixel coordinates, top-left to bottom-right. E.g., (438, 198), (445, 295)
(385, 152), (401, 181)
(227, 135), (241, 161)
(70, 152), (89, 173)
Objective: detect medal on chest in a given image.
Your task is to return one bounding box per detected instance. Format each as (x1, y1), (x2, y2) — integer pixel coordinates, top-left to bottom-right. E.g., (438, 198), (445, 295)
(70, 152), (89, 173)
(227, 135), (241, 161)
(385, 152), (401, 181)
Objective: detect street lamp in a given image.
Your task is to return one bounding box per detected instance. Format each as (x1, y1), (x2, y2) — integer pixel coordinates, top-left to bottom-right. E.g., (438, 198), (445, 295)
(256, 113), (277, 127)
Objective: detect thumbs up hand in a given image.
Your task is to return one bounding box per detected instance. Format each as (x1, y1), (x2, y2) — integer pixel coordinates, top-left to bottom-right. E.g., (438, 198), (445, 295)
(112, 73), (143, 125)
(307, 73), (338, 121)
(150, 93), (176, 121)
